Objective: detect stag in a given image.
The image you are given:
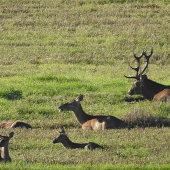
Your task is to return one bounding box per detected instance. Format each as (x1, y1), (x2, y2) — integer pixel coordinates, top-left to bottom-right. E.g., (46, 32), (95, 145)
(0, 132), (14, 163)
(125, 49), (170, 101)
(53, 128), (103, 150)
(0, 121), (32, 129)
(58, 94), (126, 130)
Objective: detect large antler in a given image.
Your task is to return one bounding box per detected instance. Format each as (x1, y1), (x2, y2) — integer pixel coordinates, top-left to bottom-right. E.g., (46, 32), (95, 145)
(125, 49), (153, 79)
(124, 50), (145, 80)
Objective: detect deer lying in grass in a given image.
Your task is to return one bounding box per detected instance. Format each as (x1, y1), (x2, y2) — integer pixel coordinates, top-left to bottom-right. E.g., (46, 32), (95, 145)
(0, 121), (32, 129)
(53, 128), (103, 150)
(125, 49), (170, 101)
(0, 132), (14, 163)
(58, 94), (126, 130)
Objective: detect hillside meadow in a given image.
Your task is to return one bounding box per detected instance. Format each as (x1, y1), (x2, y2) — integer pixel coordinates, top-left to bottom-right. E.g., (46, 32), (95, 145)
(1, 0), (170, 169)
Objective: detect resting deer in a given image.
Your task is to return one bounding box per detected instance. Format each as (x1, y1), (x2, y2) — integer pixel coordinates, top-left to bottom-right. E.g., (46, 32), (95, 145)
(53, 128), (103, 150)
(0, 121), (32, 129)
(58, 94), (126, 130)
(125, 49), (170, 101)
(0, 132), (14, 163)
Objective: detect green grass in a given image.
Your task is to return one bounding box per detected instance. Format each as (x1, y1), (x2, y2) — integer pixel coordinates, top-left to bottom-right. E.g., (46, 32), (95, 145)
(2, 163), (170, 170)
(1, 128), (170, 169)
(1, 0), (170, 169)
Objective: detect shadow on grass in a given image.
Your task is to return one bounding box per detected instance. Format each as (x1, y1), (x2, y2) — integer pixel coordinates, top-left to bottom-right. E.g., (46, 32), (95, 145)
(50, 124), (81, 130)
(123, 96), (144, 103)
(0, 88), (23, 100)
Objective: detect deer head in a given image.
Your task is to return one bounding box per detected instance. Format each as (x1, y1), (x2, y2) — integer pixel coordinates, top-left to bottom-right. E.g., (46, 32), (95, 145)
(0, 132), (14, 147)
(58, 94), (84, 112)
(53, 128), (66, 144)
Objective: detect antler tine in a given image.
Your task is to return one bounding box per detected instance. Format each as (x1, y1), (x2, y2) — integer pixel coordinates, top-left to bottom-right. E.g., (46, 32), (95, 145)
(130, 65), (140, 77)
(133, 50), (145, 77)
(124, 54), (141, 80)
(124, 64), (139, 79)
(140, 48), (153, 75)
(124, 65), (139, 79)
(124, 75), (140, 79)
(145, 48), (153, 58)
(129, 65), (139, 72)
(133, 50), (144, 64)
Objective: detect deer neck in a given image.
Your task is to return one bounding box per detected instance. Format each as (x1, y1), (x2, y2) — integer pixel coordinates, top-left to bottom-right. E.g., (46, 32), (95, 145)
(72, 105), (93, 124)
(61, 136), (75, 149)
(0, 145), (11, 162)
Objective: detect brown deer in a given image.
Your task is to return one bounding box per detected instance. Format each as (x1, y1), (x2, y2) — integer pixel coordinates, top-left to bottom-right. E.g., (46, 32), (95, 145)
(0, 132), (14, 163)
(53, 128), (103, 150)
(58, 94), (126, 130)
(125, 49), (170, 101)
(0, 121), (32, 129)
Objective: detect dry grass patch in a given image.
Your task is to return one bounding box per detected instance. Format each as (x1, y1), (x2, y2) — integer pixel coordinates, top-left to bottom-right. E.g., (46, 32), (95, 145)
(122, 101), (170, 129)
(123, 110), (170, 128)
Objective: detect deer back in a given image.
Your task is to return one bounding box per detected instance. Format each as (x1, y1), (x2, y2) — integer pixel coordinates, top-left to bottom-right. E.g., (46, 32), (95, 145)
(84, 142), (103, 150)
(0, 121), (32, 129)
(82, 116), (126, 130)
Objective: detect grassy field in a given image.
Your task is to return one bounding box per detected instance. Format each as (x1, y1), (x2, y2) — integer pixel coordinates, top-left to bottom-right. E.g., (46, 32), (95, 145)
(1, 0), (170, 169)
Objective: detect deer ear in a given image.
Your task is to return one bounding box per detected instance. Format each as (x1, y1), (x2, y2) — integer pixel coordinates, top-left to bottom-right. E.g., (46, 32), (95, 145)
(61, 127), (65, 134)
(8, 132), (14, 138)
(76, 94), (83, 102)
(56, 128), (61, 134)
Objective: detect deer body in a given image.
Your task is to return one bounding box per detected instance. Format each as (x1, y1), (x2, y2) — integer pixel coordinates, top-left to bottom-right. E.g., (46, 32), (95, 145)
(53, 129), (103, 150)
(0, 132), (14, 163)
(125, 49), (170, 101)
(58, 94), (126, 130)
(0, 121), (32, 129)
